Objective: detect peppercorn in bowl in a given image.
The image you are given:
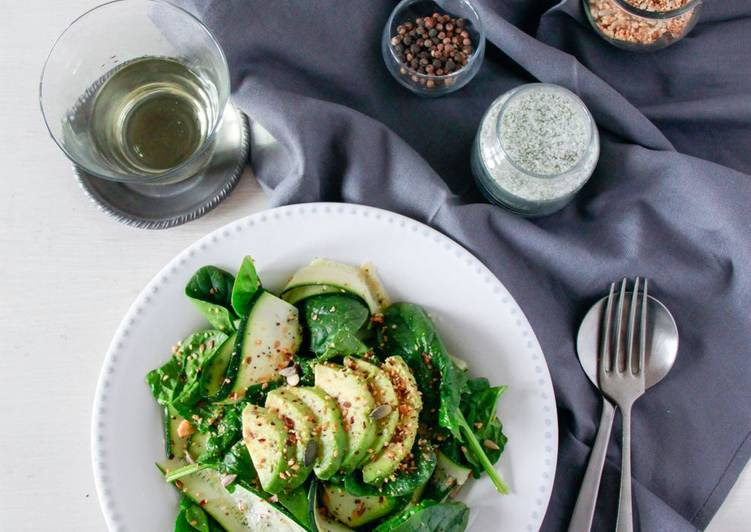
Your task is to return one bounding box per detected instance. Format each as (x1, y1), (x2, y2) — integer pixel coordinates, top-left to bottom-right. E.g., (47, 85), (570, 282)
(382, 0), (485, 96)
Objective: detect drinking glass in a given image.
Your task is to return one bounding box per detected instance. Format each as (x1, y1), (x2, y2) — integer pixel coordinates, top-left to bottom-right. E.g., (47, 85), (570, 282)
(40, 0), (232, 185)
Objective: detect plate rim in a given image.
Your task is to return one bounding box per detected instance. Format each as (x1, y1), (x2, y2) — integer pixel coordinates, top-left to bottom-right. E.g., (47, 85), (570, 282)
(91, 202), (558, 531)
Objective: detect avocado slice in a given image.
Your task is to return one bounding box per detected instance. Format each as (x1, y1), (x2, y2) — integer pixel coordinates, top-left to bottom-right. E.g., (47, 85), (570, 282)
(362, 356), (422, 484)
(241, 404), (296, 494)
(322, 483), (397, 527)
(314, 364), (377, 472)
(265, 387), (316, 490)
(344, 357), (399, 457)
(286, 386), (347, 480)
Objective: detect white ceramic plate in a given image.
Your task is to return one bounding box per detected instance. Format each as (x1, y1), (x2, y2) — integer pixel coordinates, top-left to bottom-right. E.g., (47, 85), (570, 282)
(92, 203), (557, 532)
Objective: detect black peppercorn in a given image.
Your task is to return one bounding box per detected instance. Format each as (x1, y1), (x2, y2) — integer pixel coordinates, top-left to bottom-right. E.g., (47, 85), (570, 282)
(390, 10), (475, 89)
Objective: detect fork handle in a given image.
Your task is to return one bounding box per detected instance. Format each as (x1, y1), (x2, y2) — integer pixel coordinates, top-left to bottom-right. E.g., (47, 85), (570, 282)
(568, 399), (616, 532)
(616, 402), (635, 532)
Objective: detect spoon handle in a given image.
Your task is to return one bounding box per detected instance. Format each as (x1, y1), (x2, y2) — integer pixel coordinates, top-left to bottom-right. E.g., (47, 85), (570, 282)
(568, 399), (616, 532)
(616, 403), (634, 532)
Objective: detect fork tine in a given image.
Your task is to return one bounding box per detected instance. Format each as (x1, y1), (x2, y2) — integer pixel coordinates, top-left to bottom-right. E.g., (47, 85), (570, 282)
(639, 279), (649, 374)
(626, 278), (640, 374)
(600, 282), (616, 374)
(613, 278), (628, 373)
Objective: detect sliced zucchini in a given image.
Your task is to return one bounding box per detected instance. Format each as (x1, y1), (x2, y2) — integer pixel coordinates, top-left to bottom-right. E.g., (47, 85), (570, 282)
(157, 459), (250, 531)
(322, 483), (397, 527)
(202, 331), (237, 399)
(309, 480), (353, 532)
(241, 404), (296, 494)
(187, 431), (210, 461)
(424, 451), (472, 502)
(286, 386), (347, 480)
(282, 259), (384, 314)
(314, 364), (376, 472)
(164, 405), (189, 459)
(224, 292), (301, 401)
(282, 285), (347, 306)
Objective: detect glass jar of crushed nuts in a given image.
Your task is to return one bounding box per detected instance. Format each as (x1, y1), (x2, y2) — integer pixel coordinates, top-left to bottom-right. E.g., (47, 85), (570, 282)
(584, 0), (702, 51)
(382, 0), (485, 97)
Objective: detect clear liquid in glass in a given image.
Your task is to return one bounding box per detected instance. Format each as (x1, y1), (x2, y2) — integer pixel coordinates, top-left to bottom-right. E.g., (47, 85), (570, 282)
(89, 57), (217, 175)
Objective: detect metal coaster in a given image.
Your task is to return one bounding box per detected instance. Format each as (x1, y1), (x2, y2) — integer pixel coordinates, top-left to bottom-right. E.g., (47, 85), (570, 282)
(75, 103), (250, 229)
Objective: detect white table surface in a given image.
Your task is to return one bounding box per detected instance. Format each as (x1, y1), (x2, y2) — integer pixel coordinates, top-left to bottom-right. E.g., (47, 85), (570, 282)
(0, 1), (746, 530)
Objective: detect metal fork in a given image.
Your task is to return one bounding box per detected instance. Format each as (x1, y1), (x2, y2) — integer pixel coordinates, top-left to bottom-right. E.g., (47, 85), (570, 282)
(599, 278), (648, 532)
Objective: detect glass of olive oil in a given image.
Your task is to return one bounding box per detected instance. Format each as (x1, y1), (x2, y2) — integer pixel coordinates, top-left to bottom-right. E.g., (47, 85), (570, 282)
(40, 0), (231, 185)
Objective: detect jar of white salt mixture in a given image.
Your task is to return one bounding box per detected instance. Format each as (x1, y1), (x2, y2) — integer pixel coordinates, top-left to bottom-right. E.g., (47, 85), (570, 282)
(471, 83), (599, 217)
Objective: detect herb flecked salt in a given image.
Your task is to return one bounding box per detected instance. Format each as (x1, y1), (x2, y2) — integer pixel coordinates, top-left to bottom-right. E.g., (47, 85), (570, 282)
(471, 83), (600, 217)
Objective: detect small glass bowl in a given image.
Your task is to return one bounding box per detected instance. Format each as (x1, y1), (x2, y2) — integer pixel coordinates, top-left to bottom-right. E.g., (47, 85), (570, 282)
(583, 0), (702, 51)
(382, 0), (485, 97)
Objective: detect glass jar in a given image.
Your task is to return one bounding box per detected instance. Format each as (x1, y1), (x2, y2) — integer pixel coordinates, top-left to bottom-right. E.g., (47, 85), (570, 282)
(583, 0), (702, 51)
(471, 84), (600, 217)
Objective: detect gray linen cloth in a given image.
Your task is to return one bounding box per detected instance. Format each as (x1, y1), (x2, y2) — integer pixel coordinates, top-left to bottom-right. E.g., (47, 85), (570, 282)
(183, 1), (751, 530)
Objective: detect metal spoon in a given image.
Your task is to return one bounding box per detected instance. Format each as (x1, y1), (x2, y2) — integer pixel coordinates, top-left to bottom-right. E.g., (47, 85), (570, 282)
(568, 291), (678, 532)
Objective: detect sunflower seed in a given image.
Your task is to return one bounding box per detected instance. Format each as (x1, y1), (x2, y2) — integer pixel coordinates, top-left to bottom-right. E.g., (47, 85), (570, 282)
(278, 366), (297, 378)
(221, 474), (237, 487)
(483, 439), (501, 451)
(304, 440), (318, 467)
(369, 404), (393, 420)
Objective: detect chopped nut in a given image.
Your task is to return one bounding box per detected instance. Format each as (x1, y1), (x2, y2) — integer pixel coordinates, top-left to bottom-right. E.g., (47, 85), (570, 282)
(177, 420), (195, 438)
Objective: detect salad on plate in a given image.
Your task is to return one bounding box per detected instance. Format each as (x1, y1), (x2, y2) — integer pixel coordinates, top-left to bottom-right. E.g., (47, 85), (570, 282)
(147, 256), (509, 531)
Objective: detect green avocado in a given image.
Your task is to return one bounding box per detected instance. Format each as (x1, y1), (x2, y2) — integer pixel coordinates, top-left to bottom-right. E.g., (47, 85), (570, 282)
(362, 356), (422, 484)
(241, 404), (296, 494)
(314, 363), (377, 472)
(344, 356), (399, 457)
(265, 387), (316, 490)
(286, 386), (347, 480)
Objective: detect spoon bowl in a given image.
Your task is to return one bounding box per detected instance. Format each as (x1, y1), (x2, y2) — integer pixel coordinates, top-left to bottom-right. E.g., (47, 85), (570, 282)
(577, 292), (679, 389)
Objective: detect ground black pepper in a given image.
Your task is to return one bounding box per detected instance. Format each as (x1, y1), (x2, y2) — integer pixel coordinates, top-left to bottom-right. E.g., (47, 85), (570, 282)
(390, 11), (474, 89)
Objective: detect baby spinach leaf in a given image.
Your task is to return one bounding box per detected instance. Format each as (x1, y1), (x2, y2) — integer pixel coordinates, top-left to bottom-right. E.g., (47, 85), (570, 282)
(231, 256), (262, 317)
(185, 266), (237, 333)
(169, 331), (229, 420)
(146, 330), (226, 408)
(378, 303), (508, 494)
(183, 505), (210, 532)
(374, 500), (469, 532)
(147, 357), (184, 407)
(201, 402), (246, 463)
(302, 294), (370, 359)
(377, 303), (441, 426)
(174, 497), (221, 532)
(458, 378), (507, 477)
